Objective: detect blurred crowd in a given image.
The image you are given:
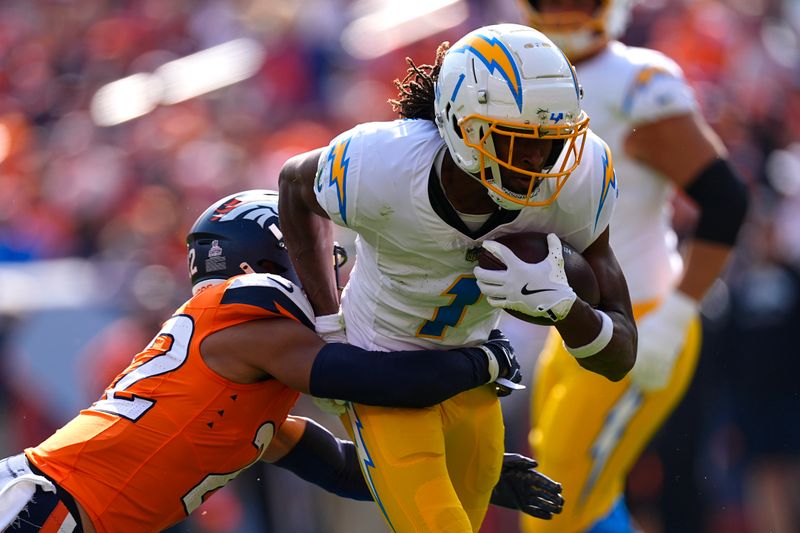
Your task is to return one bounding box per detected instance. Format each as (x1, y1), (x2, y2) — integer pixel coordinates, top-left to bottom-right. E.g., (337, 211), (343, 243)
(1, 0), (799, 532)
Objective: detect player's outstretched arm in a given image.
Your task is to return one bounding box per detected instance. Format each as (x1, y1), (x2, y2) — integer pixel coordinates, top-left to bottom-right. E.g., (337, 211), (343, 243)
(266, 417), (565, 521)
(201, 319), (522, 408)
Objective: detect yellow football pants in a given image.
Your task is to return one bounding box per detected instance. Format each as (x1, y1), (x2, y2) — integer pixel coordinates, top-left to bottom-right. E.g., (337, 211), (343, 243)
(522, 302), (702, 533)
(344, 385), (505, 533)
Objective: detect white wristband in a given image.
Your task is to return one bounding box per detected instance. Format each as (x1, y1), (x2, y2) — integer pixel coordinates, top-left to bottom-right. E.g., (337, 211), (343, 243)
(564, 310), (614, 359)
(315, 312), (343, 334)
(479, 345), (500, 382)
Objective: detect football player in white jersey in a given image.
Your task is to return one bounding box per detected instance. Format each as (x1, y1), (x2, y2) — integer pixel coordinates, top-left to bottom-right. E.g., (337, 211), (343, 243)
(515, 1), (749, 532)
(279, 24), (637, 532)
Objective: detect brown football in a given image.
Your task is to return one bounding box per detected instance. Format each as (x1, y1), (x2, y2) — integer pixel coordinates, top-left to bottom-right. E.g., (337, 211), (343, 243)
(478, 232), (600, 326)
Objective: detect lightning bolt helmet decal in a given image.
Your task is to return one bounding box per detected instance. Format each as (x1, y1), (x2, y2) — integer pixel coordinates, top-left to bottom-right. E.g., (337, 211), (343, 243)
(454, 34), (523, 112)
(433, 24), (590, 209)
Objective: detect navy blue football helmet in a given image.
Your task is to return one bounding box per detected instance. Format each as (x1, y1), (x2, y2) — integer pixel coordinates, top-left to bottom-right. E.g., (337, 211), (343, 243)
(187, 189), (301, 293)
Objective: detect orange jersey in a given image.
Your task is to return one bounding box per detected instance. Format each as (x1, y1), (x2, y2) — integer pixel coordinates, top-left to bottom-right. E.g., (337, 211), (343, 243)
(26, 274), (315, 533)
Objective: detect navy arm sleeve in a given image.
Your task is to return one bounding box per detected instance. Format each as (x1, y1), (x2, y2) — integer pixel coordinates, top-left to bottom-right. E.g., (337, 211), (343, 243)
(309, 343), (490, 408)
(273, 418), (371, 501)
(685, 158), (748, 246)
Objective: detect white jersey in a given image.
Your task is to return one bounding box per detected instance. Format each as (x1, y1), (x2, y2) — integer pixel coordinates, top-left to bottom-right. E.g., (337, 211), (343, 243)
(577, 41), (699, 302)
(315, 119), (617, 351)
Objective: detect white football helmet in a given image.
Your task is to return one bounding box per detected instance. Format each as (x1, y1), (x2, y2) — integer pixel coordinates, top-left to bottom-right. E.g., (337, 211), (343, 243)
(434, 24), (589, 210)
(518, 0), (636, 61)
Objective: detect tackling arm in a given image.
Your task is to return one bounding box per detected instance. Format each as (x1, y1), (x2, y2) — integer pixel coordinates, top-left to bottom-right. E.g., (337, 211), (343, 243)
(266, 417), (565, 519)
(201, 318), (521, 408)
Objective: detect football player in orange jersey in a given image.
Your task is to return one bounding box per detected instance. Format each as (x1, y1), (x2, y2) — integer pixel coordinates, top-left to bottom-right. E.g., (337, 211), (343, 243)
(0, 190), (562, 533)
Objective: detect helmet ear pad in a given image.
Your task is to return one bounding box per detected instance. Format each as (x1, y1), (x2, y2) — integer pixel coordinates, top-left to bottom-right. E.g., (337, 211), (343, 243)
(436, 99), (482, 175)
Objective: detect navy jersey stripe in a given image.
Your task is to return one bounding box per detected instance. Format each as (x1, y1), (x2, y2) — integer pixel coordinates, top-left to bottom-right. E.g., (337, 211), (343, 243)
(221, 286), (314, 330)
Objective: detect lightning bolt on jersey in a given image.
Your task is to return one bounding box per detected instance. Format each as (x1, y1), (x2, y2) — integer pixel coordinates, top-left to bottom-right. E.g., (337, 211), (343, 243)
(25, 274), (314, 533)
(576, 41), (698, 302)
(314, 119), (617, 351)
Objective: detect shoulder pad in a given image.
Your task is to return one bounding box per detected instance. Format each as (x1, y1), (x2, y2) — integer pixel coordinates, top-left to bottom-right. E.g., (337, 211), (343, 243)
(223, 274), (315, 329)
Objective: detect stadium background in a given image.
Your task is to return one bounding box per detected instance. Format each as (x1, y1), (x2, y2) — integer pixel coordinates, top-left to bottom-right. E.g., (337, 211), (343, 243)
(1, 0), (799, 531)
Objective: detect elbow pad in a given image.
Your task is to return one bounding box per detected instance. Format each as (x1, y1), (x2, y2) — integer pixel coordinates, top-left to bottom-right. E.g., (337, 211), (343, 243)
(685, 159), (749, 246)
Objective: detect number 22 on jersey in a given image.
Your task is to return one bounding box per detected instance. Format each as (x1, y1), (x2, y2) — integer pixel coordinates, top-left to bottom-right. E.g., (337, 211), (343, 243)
(416, 275), (482, 339)
(88, 313), (278, 516)
(91, 314), (193, 421)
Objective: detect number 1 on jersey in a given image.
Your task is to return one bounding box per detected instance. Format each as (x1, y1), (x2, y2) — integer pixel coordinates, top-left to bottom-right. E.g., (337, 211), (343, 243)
(417, 275), (482, 339)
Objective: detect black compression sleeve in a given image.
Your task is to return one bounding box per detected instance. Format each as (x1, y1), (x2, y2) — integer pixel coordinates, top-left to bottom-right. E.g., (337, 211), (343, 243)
(273, 418), (371, 501)
(685, 158), (748, 246)
(309, 343), (490, 408)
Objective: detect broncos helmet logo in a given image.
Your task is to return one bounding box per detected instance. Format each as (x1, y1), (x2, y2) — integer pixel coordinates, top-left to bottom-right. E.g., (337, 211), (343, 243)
(210, 193), (280, 230)
(455, 34), (523, 112)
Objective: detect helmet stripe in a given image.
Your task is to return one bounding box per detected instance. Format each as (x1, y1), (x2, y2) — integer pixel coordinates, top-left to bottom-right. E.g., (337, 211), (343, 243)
(449, 72), (466, 102)
(455, 34), (523, 112)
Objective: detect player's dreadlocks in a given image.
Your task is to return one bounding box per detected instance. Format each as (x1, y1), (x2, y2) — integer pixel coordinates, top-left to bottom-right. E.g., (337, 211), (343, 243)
(389, 42), (450, 121)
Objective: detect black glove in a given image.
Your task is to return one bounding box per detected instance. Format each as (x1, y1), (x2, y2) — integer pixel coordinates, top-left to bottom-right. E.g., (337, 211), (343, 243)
(490, 453), (564, 520)
(481, 329), (524, 397)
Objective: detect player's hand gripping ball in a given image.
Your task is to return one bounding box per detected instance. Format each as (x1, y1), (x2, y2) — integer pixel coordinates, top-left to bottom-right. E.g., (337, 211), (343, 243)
(477, 232), (600, 326)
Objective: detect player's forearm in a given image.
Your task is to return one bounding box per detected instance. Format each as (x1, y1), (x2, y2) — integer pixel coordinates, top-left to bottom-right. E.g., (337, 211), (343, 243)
(557, 301), (636, 381)
(563, 233), (637, 381)
(675, 240), (733, 301)
(309, 343), (492, 408)
(677, 157), (747, 301)
(271, 417), (372, 501)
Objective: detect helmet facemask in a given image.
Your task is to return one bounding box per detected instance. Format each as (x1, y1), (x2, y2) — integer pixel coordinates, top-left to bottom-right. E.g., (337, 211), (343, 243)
(519, 0), (635, 61)
(458, 112), (589, 209)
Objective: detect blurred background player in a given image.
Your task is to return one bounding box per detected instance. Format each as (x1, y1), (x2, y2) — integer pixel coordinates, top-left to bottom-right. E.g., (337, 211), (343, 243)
(280, 23), (636, 533)
(0, 189), (562, 532)
(514, 1), (749, 532)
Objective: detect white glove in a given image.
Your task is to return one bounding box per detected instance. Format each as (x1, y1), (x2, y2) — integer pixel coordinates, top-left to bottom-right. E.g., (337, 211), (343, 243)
(474, 233), (577, 322)
(629, 291), (698, 392)
(315, 311), (347, 343)
(312, 397), (348, 416)
(313, 311), (348, 414)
